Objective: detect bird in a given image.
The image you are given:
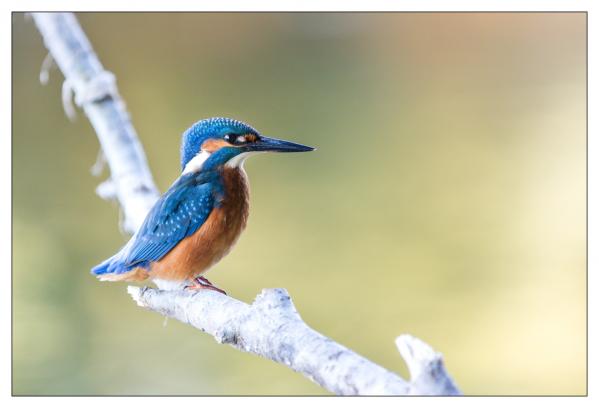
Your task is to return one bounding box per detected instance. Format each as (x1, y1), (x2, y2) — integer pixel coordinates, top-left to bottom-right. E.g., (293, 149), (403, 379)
(91, 117), (314, 294)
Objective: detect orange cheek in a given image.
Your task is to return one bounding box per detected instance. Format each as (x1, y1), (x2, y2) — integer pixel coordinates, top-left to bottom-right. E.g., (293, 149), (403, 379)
(201, 139), (234, 153)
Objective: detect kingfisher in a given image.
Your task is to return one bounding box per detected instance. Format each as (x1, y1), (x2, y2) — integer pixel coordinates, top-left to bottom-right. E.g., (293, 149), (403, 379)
(91, 117), (314, 293)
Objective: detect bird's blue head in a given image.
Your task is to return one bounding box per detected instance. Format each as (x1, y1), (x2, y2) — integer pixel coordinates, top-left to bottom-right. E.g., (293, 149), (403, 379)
(180, 117), (314, 173)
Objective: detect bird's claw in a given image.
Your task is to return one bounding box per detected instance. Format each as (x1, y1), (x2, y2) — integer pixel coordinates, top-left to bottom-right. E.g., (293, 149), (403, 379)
(185, 276), (227, 295)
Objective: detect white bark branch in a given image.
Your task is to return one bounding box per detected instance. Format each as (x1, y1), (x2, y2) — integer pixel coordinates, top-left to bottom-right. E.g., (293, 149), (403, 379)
(32, 12), (461, 396)
(128, 286), (460, 395)
(32, 12), (159, 233)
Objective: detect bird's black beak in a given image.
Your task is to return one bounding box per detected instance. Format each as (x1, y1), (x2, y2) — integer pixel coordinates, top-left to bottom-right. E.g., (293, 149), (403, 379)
(248, 136), (315, 153)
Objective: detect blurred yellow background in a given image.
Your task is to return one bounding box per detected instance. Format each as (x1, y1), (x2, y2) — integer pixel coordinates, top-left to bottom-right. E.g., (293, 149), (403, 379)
(12, 13), (586, 395)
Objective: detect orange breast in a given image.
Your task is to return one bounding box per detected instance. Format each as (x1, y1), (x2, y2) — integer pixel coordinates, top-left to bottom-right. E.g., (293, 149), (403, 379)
(149, 167), (250, 282)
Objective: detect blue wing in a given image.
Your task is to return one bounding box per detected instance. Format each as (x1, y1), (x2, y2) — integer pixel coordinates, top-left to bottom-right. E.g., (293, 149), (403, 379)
(92, 173), (216, 276)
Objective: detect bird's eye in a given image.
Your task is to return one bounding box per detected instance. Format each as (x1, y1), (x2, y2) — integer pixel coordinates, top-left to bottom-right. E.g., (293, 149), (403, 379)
(224, 134), (253, 145)
(223, 133), (258, 146)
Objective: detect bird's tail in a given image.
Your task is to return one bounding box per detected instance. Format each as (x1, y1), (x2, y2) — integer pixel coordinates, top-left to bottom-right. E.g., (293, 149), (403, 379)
(91, 256), (117, 276)
(91, 236), (137, 277)
(91, 252), (131, 276)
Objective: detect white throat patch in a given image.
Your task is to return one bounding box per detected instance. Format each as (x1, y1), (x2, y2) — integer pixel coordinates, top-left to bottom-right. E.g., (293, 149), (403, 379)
(226, 151), (263, 169)
(182, 150), (211, 174)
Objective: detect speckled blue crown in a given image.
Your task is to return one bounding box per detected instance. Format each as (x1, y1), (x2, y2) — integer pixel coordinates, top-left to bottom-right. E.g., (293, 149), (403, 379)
(180, 117), (259, 169)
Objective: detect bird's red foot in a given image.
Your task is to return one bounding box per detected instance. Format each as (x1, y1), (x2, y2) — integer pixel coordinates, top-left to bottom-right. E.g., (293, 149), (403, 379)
(185, 276), (227, 295)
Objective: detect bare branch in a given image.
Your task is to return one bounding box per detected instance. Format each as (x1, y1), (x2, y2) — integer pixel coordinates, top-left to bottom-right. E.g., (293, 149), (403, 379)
(33, 12), (461, 396)
(128, 286), (460, 395)
(32, 12), (159, 233)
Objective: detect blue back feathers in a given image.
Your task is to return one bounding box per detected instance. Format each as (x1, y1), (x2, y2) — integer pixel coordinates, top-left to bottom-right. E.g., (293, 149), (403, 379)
(92, 166), (223, 276)
(180, 117), (258, 169)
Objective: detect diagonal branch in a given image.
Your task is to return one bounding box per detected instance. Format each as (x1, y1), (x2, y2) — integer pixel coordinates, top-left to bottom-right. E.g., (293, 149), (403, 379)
(32, 12), (159, 234)
(128, 286), (460, 395)
(32, 11), (461, 396)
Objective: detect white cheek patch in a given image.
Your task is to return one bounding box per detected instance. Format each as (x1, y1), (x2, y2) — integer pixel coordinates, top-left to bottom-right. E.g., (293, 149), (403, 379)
(183, 150), (211, 174)
(225, 151), (263, 168)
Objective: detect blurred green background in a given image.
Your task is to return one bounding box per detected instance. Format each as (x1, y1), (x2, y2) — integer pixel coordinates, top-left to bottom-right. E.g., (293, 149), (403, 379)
(12, 13), (586, 395)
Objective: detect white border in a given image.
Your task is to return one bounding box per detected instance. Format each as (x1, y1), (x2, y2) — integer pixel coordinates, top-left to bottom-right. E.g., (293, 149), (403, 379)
(3, 1), (596, 407)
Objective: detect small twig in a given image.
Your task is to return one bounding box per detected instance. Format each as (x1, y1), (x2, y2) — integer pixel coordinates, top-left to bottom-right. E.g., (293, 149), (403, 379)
(396, 335), (461, 395)
(38, 52), (54, 85)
